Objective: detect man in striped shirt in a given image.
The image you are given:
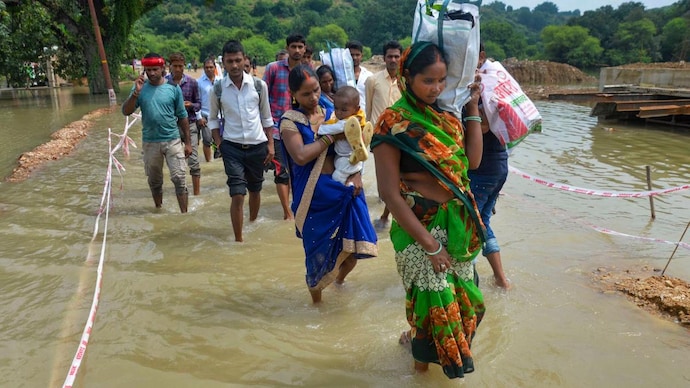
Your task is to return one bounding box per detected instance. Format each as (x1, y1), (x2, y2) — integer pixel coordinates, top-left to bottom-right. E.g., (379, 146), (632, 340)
(263, 33), (306, 220)
(166, 52), (202, 195)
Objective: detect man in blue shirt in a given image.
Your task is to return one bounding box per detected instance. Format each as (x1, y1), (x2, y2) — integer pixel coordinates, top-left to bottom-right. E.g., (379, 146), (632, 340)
(122, 52), (192, 213)
(197, 57), (217, 163)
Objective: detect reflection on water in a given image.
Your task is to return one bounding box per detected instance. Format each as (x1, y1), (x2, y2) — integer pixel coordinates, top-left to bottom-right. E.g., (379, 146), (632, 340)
(0, 87), (115, 178)
(1, 94), (689, 387)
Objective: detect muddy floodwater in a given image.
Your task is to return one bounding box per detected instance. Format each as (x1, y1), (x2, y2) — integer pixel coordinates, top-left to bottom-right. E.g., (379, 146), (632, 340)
(1, 88), (689, 387)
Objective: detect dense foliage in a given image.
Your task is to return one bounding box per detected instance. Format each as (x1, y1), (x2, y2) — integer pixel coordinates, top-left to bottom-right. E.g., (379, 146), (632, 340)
(2, 0), (689, 93)
(131, 0), (690, 70)
(0, 0), (162, 92)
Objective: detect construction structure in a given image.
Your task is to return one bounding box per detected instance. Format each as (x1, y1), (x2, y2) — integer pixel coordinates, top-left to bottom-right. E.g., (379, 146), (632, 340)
(551, 64), (690, 128)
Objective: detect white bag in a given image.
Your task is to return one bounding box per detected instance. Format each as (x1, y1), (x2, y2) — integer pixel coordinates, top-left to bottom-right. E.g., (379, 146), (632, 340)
(479, 60), (542, 148)
(412, 0), (480, 116)
(319, 45), (356, 90)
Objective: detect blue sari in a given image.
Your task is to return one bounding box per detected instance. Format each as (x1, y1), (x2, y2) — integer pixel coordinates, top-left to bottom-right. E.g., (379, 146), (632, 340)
(279, 107), (377, 290)
(319, 93), (335, 111)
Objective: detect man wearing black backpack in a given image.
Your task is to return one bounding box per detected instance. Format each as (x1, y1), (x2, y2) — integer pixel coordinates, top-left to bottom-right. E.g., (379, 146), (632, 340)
(208, 40), (274, 242)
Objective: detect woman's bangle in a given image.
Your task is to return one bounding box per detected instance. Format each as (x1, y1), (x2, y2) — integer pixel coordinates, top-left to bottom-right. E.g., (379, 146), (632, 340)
(320, 135), (333, 147)
(425, 240), (443, 256)
(463, 115), (482, 123)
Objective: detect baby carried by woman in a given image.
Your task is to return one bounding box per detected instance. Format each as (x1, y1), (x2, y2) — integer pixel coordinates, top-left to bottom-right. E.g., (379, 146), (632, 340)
(317, 86), (373, 185)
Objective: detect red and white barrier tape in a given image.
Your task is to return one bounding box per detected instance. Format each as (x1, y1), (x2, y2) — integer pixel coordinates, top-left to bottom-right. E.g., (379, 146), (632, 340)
(509, 165), (690, 198)
(584, 222), (690, 251)
(503, 191), (690, 253)
(63, 114), (138, 388)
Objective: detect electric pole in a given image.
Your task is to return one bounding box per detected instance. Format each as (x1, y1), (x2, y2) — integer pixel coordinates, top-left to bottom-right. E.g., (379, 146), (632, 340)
(87, 0), (116, 104)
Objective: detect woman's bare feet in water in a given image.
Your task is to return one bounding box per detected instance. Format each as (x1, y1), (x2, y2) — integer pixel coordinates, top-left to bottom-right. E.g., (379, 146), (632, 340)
(309, 289), (322, 304)
(335, 255), (357, 285)
(494, 274), (512, 290)
(399, 331), (411, 348)
(487, 252), (512, 290)
(414, 361), (429, 373)
(399, 331), (428, 372)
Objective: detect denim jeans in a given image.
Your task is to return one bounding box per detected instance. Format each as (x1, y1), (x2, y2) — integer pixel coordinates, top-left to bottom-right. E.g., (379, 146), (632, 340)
(469, 171), (507, 255)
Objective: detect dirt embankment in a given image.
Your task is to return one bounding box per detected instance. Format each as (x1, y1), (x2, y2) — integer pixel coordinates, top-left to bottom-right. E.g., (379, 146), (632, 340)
(501, 58), (596, 85)
(362, 56), (599, 100)
(5, 106), (117, 183)
(501, 58), (599, 99)
(593, 266), (690, 326)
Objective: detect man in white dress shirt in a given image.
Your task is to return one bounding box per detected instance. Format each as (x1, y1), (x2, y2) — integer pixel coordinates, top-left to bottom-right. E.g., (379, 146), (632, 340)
(347, 40), (372, 119)
(209, 40), (274, 242)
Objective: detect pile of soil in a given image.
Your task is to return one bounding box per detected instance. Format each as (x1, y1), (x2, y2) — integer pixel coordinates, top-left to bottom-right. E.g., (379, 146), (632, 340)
(5, 106), (116, 183)
(361, 56), (599, 100)
(363, 55), (386, 73)
(592, 266), (690, 326)
(502, 58), (597, 85)
(501, 58), (599, 100)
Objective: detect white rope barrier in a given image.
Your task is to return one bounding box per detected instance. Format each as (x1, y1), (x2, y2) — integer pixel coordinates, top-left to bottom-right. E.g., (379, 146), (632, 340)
(62, 114), (138, 388)
(509, 165), (690, 198)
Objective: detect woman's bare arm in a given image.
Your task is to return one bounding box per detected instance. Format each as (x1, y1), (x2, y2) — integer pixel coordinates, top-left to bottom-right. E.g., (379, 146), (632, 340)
(464, 76), (484, 169)
(281, 127), (329, 166)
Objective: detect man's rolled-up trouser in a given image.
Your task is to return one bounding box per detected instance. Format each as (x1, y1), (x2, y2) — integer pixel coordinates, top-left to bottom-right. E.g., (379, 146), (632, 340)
(183, 122), (201, 176)
(199, 116), (213, 147)
(142, 139), (187, 195)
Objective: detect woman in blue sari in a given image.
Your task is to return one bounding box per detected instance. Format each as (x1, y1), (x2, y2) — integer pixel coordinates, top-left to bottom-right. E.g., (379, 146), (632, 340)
(280, 65), (378, 303)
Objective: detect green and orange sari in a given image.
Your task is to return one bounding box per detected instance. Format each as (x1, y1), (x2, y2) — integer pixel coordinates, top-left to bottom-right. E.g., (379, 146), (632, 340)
(370, 52), (486, 379)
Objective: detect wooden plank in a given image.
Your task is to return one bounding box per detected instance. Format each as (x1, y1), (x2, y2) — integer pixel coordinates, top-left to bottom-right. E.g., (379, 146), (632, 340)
(596, 93), (659, 102)
(638, 104), (690, 118)
(615, 99), (690, 112)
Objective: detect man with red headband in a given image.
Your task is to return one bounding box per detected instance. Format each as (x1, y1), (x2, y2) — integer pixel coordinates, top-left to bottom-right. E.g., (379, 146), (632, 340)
(122, 52), (192, 213)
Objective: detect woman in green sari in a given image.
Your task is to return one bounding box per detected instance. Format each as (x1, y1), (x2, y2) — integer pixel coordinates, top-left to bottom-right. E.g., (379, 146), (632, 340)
(371, 41), (485, 379)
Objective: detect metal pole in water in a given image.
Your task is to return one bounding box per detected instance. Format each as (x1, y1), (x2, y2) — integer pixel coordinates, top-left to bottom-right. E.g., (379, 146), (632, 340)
(661, 220), (690, 276)
(646, 165), (655, 219)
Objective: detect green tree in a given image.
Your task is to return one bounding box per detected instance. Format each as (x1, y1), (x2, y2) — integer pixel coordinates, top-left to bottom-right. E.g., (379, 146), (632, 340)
(241, 35), (280, 65)
(569, 6), (618, 50)
(541, 25), (603, 68)
(23, 0), (164, 94)
(610, 18), (659, 64)
(483, 41), (506, 60)
(190, 27), (241, 62)
(534, 2), (559, 14)
(357, 0), (414, 55)
(271, 0), (296, 17)
(0, 2), (12, 86)
(302, 0), (334, 13)
(289, 10), (320, 37)
(481, 19), (528, 59)
(156, 14), (199, 36)
(660, 17), (690, 61)
(255, 14), (287, 43)
(251, 0), (273, 17)
(0, 2), (57, 87)
(308, 24), (349, 55)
